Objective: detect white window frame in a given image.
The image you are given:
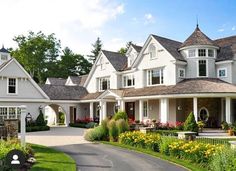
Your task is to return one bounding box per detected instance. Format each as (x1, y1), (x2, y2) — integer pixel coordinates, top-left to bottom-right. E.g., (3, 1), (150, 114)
(198, 49), (206, 57)
(98, 77), (110, 91)
(208, 49), (214, 57)
(188, 49), (196, 58)
(197, 59), (208, 77)
(143, 101), (148, 118)
(123, 74), (135, 88)
(7, 78), (18, 95)
(178, 68), (185, 78)
(217, 68), (227, 78)
(149, 43), (157, 59)
(147, 68), (164, 86)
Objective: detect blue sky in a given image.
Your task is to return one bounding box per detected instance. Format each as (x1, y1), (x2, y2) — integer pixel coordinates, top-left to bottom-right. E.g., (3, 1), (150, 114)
(1, 0), (236, 55)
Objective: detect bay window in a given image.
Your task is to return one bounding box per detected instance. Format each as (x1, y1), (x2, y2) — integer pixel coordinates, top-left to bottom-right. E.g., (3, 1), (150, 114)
(147, 68), (164, 85)
(188, 49), (196, 57)
(198, 49), (206, 57)
(208, 49), (214, 57)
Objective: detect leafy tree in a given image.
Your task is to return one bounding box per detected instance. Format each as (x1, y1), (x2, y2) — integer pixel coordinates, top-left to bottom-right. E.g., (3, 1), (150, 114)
(118, 41), (132, 55)
(12, 31), (61, 83)
(184, 112), (198, 132)
(88, 37), (102, 63)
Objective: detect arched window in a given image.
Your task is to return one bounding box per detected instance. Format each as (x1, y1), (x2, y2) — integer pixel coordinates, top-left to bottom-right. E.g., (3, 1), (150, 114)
(199, 107), (209, 122)
(149, 44), (156, 59)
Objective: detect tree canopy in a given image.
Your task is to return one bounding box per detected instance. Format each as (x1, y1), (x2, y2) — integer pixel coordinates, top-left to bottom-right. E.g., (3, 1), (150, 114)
(88, 37), (103, 63)
(118, 41), (133, 55)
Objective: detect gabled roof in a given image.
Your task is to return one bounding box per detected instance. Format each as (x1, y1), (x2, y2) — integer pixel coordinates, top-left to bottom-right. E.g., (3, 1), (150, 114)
(214, 36), (236, 62)
(69, 75), (88, 86)
(131, 44), (142, 53)
(0, 58), (13, 70)
(102, 50), (127, 71)
(46, 77), (66, 85)
(41, 84), (88, 100)
(0, 46), (10, 53)
(152, 35), (185, 61)
(180, 25), (216, 48)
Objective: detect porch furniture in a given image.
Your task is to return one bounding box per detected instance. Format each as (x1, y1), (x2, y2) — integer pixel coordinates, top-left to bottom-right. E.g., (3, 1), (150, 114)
(177, 131), (197, 141)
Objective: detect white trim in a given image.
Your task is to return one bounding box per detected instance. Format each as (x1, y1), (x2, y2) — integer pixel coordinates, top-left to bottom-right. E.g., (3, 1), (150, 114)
(7, 77), (18, 95)
(178, 68), (185, 78)
(215, 60), (234, 65)
(198, 107), (209, 121)
(122, 74), (135, 88)
(147, 67), (164, 86)
(0, 99), (49, 102)
(115, 68), (137, 75)
(143, 100), (148, 118)
(217, 68), (227, 78)
(172, 60), (187, 65)
(197, 59), (208, 77)
(179, 45), (219, 51)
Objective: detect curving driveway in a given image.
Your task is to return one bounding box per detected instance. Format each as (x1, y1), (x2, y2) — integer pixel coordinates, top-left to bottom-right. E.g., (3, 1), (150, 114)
(25, 127), (187, 171)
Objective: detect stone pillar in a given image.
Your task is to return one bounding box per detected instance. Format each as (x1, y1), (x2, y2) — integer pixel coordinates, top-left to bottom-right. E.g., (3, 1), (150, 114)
(226, 97), (231, 123)
(139, 100), (144, 122)
(193, 97), (198, 121)
(160, 98), (169, 123)
(90, 102), (94, 120)
(20, 105), (26, 148)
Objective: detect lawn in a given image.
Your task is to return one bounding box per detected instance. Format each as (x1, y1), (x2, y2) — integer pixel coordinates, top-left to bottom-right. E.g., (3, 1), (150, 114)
(30, 144), (76, 171)
(101, 141), (208, 171)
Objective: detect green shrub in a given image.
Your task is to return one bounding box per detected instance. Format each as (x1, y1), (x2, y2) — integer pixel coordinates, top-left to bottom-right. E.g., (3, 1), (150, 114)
(209, 147), (236, 171)
(26, 126), (50, 132)
(184, 112), (198, 132)
(101, 118), (109, 139)
(69, 123), (87, 128)
(108, 120), (118, 142)
(36, 110), (47, 126)
(59, 112), (65, 124)
(116, 119), (129, 135)
(159, 136), (176, 155)
(85, 122), (98, 128)
(84, 126), (105, 141)
(113, 111), (128, 121)
(154, 130), (179, 136)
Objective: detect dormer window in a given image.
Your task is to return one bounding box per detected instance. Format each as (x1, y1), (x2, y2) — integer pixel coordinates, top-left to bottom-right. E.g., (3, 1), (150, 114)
(188, 49), (196, 57)
(208, 49), (214, 57)
(198, 49), (206, 57)
(149, 44), (156, 59)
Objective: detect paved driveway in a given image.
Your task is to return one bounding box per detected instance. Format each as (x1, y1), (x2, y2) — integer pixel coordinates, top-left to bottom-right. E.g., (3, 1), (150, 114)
(25, 126), (89, 146)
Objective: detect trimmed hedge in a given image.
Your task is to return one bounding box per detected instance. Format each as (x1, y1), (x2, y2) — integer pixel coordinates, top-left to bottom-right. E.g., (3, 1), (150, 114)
(153, 130), (180, 136)
(26, 126), (50, 132)
(69, 123), (87, 128)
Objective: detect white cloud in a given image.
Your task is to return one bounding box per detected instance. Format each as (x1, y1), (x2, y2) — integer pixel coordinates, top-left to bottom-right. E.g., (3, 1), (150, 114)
(0, 0), (124, 54)
(232, 26), (236, 31)
(104, 37), (125, 51)
(144, 13), (155, 25)
(218, 28), (225, 32)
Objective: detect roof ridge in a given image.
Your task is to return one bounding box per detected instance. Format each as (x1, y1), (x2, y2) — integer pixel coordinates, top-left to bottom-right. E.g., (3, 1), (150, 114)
(151, 34), (182, 44)
(214, 35), (236, 41)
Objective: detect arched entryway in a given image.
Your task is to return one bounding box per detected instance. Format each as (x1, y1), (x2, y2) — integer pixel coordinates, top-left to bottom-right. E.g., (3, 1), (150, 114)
(44, 104), (67, 126)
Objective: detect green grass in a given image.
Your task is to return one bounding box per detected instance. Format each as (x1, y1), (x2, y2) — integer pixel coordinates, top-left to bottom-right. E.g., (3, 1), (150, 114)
(30, 144), (76, 171)
(100, 141), (207, 171)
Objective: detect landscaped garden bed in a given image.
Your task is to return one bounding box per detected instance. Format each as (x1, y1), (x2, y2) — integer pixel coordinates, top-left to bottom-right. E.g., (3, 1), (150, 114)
(69, 117), (98, 128)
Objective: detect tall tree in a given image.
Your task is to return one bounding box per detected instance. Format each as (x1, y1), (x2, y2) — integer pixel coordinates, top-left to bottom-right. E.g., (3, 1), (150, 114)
(59, 47), (92, 77)
(118, 41), (133, 55)
(88, 37), (102, 63)
(12, 31), (61, 83)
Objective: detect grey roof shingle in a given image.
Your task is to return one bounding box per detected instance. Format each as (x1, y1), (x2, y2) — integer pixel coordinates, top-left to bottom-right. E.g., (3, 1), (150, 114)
(69, 75), (88, 86)
(214, 36), (236, 62)
(180, 26), (216, 48)
(41, 85), (88, 100)
(131, 44), (142, 53)
(152, 34), (185, 61)
(46, 78), (66, 86)
(102, 50), (127, 71)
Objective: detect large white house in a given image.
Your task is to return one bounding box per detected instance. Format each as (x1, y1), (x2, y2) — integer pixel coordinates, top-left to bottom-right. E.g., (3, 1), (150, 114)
(1, 25), (236, 127)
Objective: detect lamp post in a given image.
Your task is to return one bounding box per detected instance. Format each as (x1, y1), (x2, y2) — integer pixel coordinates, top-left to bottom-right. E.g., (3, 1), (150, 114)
(20, 105), (26, 148)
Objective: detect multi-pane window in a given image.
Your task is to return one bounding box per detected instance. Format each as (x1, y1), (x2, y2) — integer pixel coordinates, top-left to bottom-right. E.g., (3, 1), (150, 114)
(9, 107), (17, 119)
(208, 49), (214, 57)
(198, 49), (206, 57)
(0, 108), (7, 124)
(149, 44), (156, 59)
(198, 60), (207, 76)
(188, 49), (196, 57)
(147, 68), (164, 85)
(178, 68), (185, 78)
(99, 77), (110, 91)
(0, 107), (21, 124)
(8, 78), (17, 94)
(218, 68), (227, 77)
(123, 75), (135, 87)
(143, 101), (148, 117)
(1, 54), (7, 60)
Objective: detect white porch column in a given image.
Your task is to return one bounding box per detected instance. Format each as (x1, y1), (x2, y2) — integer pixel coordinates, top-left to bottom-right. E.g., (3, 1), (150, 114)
(118, 99), (125, 111)
(193, 97), (198, 121)
(99, 101), (103, 124)
(139, 100), (144, 122)
(160, 98), (169, 123)
(226, 97), (231, 123)
(102, 101), (107, 120)
(89, 102), (94, 120)
(20, 105), (26, 148)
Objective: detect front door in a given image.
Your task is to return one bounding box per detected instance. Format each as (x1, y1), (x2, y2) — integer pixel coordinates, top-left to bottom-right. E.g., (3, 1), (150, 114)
(125, 102), (135, 120)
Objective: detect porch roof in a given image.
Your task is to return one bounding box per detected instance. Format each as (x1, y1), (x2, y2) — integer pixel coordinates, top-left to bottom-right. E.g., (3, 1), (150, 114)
(123, 78), (236, 97)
